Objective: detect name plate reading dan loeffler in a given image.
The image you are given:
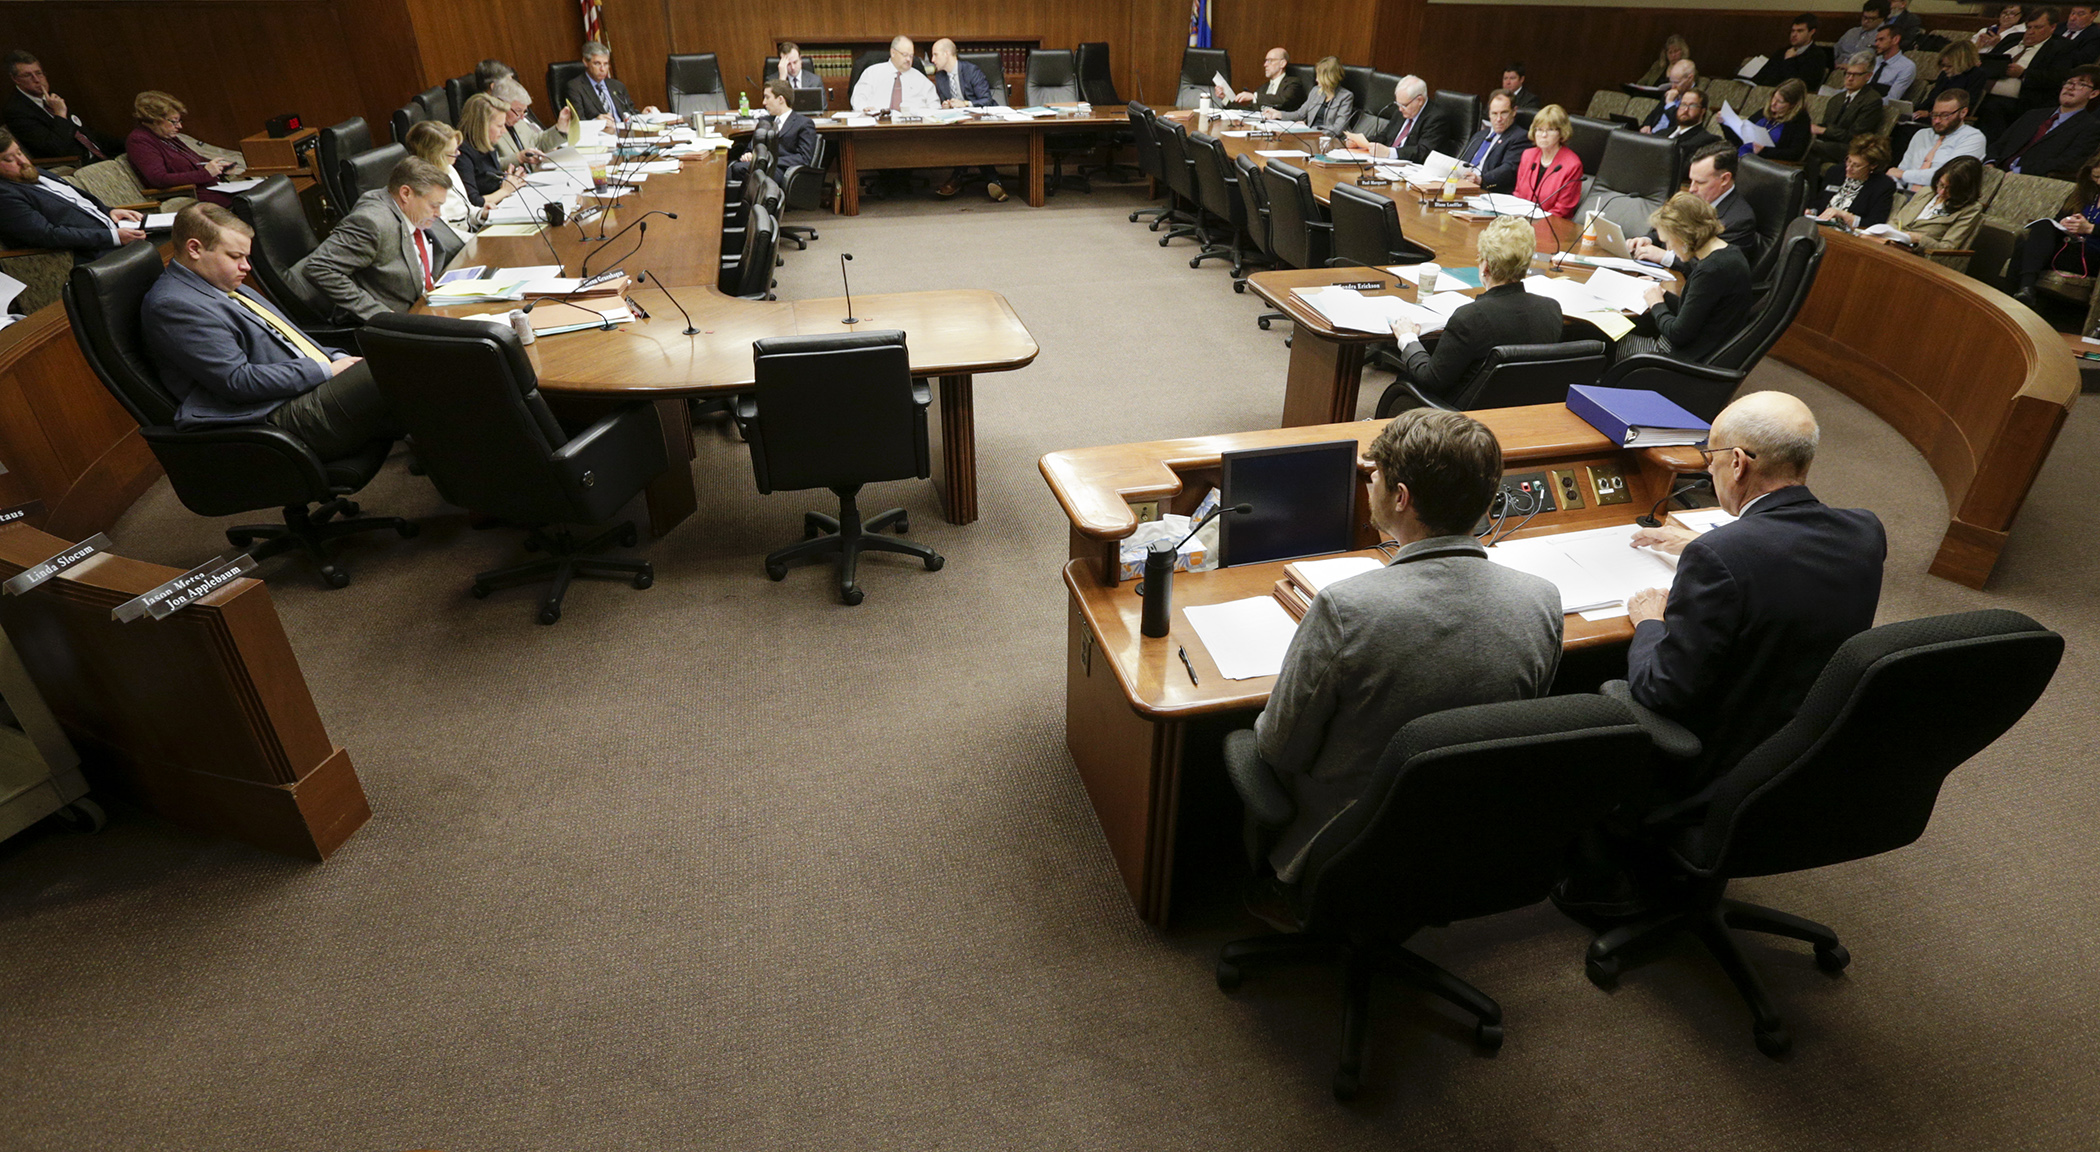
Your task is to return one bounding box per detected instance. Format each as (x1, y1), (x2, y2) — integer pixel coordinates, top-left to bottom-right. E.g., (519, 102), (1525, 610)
(2, 532), (113, 597)
(110, 548), (258, 623)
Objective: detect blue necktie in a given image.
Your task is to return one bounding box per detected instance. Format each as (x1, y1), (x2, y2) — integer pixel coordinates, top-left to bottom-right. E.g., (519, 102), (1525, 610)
(1471, 132), (1495, 167)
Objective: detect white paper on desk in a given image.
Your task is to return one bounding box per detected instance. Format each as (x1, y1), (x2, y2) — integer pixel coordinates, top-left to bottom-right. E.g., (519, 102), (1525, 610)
(1486, 537), (1622, 614)
(1255, 149), (1310, 158)
(1558, 254), (1674, 280)
(1578, 267), (1659, 314)
(629, 159), (683, 173)
(1387, 264), (1431, 284)
(1523, 275), (1611, 314)
(1671, 508), (1738, 533)
(1292, 286), (1448, 336)
(1420, 290), (1476, 318)
(1291, 556), (1383, 594)
(494, 265), (563, 281)
(1220, 129), (1258, 138)
(1717, 102), (1772, 150)
(1468, 192), (1546, 217)
(1183, 597), (1301, 681)
(1417, 150), (1461, 181)
(207, 178), (263, 194)
(1552, 524), (1680, 588)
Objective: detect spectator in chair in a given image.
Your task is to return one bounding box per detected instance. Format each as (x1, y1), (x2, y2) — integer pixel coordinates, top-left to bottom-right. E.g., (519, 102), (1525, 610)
(125, 90), (244, 208)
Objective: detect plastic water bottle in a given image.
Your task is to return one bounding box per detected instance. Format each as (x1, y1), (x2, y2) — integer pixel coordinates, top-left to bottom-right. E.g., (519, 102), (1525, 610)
(738, 91), (751, 117)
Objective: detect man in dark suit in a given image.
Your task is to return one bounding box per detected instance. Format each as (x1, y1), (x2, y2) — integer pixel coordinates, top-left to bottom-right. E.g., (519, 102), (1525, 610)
(1346, 76), (1459, 163)
(564, 41), (658, 124)
(1220, 47), (1307, 112)
(1456, 91), (1528, 192)
(775, 42), (826, 106)
(1623, 391), (1886, 788)
(1989, 65), (2100, 175)
(2060, 4), (2100, 64)
(1654, 88), (1721, 183)
(2, 51), (121, 168)
(1752, 14), (1836, 88)
(287, 157), (462, 326)
(1501, 63), (1543, 110)
(732, 81), (818, 185)
(928, 39), (1008, 201)
(1387, 216), (1564, 403)
(1978, 8), (2074, 136)
(0, 129), (144, 262)
(1806, 53), (1890, 166)
(141, 204), (398, 459)
(1638, 60), (1700, 134)
(1631, 144), (1761, 267)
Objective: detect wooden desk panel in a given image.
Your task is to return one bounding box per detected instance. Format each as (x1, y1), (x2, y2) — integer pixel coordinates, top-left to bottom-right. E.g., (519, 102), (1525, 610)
(793, 109), (1129, 213)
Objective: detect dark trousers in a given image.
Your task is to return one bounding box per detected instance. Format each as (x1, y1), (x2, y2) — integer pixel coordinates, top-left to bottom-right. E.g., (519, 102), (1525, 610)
(265, 360), (400, 460)
(2009, 219), (2094, 290)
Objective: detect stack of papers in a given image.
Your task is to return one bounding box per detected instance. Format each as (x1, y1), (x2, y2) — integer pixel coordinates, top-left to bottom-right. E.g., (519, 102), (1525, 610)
(1486, 523), (1680, 617)
(1550, 253), (1673, 280)
(1717, 101), (1773, 149)
(1291, 286), (1449, 336)
(1182, 597), (1301, 681)
(141, 212), (177, 231)
(1671, 508), (1738, 533)
(1465, 193), (1546, 218)
(1255, 148), (1310, 159)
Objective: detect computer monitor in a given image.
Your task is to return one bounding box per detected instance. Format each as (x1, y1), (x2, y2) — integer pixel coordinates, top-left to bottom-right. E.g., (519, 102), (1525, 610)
(1218, 440), (1359, 566)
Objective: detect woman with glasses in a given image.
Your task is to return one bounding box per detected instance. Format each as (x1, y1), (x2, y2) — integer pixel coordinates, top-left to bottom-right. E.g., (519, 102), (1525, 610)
(125, 91), (245, 207)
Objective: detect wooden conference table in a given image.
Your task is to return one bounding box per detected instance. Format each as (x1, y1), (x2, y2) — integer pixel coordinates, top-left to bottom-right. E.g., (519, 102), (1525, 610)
(1042, 406), (1703, 924)
(425, 139), (1039, 532)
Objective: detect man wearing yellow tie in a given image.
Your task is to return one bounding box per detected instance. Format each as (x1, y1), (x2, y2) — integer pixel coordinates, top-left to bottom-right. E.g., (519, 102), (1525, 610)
(141, 204), (400, 459)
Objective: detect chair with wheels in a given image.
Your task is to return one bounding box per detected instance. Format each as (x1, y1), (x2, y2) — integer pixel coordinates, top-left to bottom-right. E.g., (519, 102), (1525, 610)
(1260, 160), (1333, 276)
(1186, 132), (1257, 273)
(667, 53), (730, 113)
(1075, 42), (1135, 182)
(1375, 341), (1608, 416)
(735, 330), (945, 606)
(779, 133), (831, 250)
(1702, 216), (1824, 373)
(1574, 129), (1679, 238)
(1027, 50), (1092, 195)
(1152, 120), (1204, 245)
(1126, 103), (1174, 226)
(1328, 181), (1435, 267)
(1585, 610), (2063, 1057)
(1218, 695), (1650, 1100)
(1565, 115), (1617, 192)
(959, 52), (1010, 108)
(1178, 47), (1231, 109)
(63, 242), (414, 588)
(1735, 153), (1809, 290)
(230, 176), (361, 348)
(315, 118), (370, 217)
(357, 312), (665, 625)
(1233, 153), (1288, 326)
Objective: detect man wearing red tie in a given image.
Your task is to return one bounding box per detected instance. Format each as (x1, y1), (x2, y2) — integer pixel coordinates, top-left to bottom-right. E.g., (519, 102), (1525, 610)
(287, 157), (461, 327)
(1344, 75), (1458, 163)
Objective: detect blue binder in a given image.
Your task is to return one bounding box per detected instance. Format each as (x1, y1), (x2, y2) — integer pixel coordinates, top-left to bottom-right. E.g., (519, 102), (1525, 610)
(1566, 385), (1711, 447)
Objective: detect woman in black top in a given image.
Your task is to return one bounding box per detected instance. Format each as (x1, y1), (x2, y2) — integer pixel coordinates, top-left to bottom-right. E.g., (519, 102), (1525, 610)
(454, 92), (525, 209)
(1809, 134), (1898, 228)
(1729, 78), (1812, 163)
(1618, 192), (1756, 362)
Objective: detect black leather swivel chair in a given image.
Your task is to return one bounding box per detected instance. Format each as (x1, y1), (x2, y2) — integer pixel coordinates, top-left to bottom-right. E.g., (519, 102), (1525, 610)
(1179, 48), (1231, 109)
(1370, 71), (1404, 112)
(389, 102), (428, 147)
(1027, 50), (1092, 195)
(1431, 90), (1482, 145)
(1233, 153), (1289, 327)
(1376, 341), (1608, 416)
(230, 176), (360, 348)
(1220, 695), (1650, 1099)
(1342, 66), (1378, 118)
(1127, 104), (1179, 229)
(358, 313), (664, 624)
(735, 331), (945, 605)
(846, 51), (888, 102)
(1566, 115), (1616, 187)
(1736, 154), (1808, 290)
(443, 74), (476, 125)
(546, 62), (586, 116)
(720, 203), (780, 300)
(1575, 130), (1679, 237)
(1260, 160), (1332, 274)
(1073, 43), (1134, 182)
(1186, 132), (1255, 272)
(341, 143), (408, 201)
(1704, 216), (1824, 372)
(1285, 63), (1317, 105)
(63, 243), (414, 587)
(1590, 354), (1746, 423)
(667, 53), (730, 113)
(961, 51), (1011, 107)
(1328, 182), (1435, 267)
(415, 86), (449, 126)
(1587, 610), (2063, 1056)
(1152, 120), (1203, 245)
(779, 133), (830, 250)
(316, 118), (370, 216)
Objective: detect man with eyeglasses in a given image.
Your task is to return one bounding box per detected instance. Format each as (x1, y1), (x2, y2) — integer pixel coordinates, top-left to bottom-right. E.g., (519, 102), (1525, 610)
(1620, 391), (1886, 795)
(1988, 64), (2100, 175)
(1808, 53), (1893, 166)
(3, 50), (122, 168)
(1891, 91), (1988, 189)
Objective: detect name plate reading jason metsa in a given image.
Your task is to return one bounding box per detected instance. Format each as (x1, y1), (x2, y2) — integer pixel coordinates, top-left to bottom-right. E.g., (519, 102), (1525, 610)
(2, 533), (112, 597)
(111, 548), (256, 623)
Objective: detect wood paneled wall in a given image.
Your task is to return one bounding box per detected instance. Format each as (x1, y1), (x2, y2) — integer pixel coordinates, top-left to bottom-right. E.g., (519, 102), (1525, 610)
(403, 0), (672, 117)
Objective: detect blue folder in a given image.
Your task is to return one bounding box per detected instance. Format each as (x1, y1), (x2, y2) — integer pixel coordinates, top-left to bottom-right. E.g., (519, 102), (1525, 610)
(1566, 385), (1710, 447)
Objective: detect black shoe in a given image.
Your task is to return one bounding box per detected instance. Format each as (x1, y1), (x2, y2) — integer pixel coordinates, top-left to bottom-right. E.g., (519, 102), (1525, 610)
(2013, 287), (2044, 311)
(1242, 873), (1301, 932)
(1550, 874), (1655, 922)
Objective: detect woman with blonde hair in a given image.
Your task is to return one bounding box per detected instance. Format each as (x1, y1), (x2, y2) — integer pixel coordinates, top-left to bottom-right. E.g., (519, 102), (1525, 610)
(1636, 35), (1691, 87)
(1730, 78), (1811, 161)
(125, 90), (245, 207)
(404, 119), (487, 232)
(1383, 215), (1564, 405)
(454, 92), (525, 212)
(1513, 104), (1584, 218)
(1620, 192), (1755, 361)
(1265, 56), (1355, 133)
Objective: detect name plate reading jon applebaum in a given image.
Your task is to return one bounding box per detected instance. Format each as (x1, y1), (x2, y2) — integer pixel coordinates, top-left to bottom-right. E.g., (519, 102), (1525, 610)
(1, 533), (113, 597)
(111, 548), (258, 623)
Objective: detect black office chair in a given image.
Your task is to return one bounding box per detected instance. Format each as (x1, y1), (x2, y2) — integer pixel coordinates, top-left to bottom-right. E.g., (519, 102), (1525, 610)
(1370, 70), (1404, 112)
(316, 117), (370, 216)
(667, 53), (730, 114)
(720, 202), (780, 300)
(1152, 120), (1203, 245)
(1219, 695), (1650, 1100)
(1179, 47), (1231, 109)
(546, 61), (585, 115)
(1703, 216), (1825, 372)
(1328, 182), (1435, 267)
(443, 74), (476, 125)
(415, 86), (449, 126)
(1260, 160), (1332, 274)
(1591, 354), (1746, 424)
(1376, 341), (1608, 416)
(960, 51), (1011, 108)
(734, 331), (945, 605)
(1027, 50), (1092, 195)
(230, 176), (360, 349)
(779, 133), (831, 250)
(358, 313), (663, 625)
(1073, 43), (1135, 183)
(1431, 90), (1482, 145)
(1586, 610), (2063, 1056)
(1285, 63), (1318, 106)
(1126, 104), (1178, 227)
(1233, 153), (1289, 327)
(341, 143), (407, 201)
(1565, 115), (1616, 189)
(1736, 154), (1808, 290)
(1342, 66), (1379, 118)
(1575, 130), (1679, 238)
(846, 50), (889, 102)
(1186, 133), (1257, 273)
(389, 102), (428, 147)
(63, 243), (414, 587)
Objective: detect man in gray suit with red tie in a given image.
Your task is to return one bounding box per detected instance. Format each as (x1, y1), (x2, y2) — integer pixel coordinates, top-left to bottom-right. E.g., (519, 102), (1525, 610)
(286, 156), (461, 327)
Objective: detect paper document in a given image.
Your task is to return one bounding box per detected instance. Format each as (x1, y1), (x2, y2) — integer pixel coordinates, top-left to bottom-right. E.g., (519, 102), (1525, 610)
(141, 212), (177, 231)
(1220, 130), (1257, 138)
(1859, 223), (1913, 244)
(1578, 267), (1659, 314)
(1671, 508), (1738, 533)
(1290, 557), (1383, 594)
(495, 265), (564, 281)
(1255, 149), (1309, 159)
(1573, 311), (1637, 339)
(1212, 71), (1233, 94)
(476, 223), (545, 237)
(437, 266), (487, 284)
(1467, 193), (1545, 217)
(1523, 275), (1611, 314)
(1554, 253), (1673, 280)
(208, 178), (263, 194)
(1737, 56), (1769, 79)
(1420, 291), (1475, 319)
(1487, 524), (1681, 615)
(0, 271), (24, 318)
(1182, 597), (1301, 681)
(1717, 102), (1772, 150)
(1292, 286), (1448, 336)
(1417, 150), (1461, 182)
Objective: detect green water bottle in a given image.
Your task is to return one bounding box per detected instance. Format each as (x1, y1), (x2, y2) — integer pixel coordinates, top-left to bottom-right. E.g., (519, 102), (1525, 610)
(738, 91), (751, 117)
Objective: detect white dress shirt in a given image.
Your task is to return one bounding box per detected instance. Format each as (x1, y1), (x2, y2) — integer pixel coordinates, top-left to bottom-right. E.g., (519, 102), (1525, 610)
(1895, 123), (1987, 188)
(37, 174), (119, 244)
(851, 64), (939, 113)
(1991, 40), (2048, 98)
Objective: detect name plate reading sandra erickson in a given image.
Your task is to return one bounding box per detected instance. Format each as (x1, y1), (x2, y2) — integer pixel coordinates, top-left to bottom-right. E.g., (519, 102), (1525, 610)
(111, 548), (257, 623)
(2, 533), (113, 597)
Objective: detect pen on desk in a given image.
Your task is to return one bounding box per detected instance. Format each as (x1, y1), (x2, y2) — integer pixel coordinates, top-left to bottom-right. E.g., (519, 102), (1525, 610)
(1178, 645), (1200, 685)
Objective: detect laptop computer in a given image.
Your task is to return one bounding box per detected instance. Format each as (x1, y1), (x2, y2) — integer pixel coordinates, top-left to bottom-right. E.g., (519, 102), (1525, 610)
(1583, 211), (1633, 257)
(789, 87), (825, 114)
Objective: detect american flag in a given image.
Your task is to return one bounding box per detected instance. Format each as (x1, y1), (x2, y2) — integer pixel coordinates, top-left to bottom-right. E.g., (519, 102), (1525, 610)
(580, 0), (604, 45)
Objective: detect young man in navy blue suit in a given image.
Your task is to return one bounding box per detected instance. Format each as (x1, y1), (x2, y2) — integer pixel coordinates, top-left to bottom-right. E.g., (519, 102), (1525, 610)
(730, 81), (816, 184)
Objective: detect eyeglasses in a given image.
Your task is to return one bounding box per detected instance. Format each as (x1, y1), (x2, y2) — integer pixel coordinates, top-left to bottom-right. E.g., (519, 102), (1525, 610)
(1696, 444), (1758, 465)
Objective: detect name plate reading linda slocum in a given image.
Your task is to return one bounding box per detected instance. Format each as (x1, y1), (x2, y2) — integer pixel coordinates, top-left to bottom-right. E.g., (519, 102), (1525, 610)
(1, 533), (113, 597)
(111, 549), (257, 623)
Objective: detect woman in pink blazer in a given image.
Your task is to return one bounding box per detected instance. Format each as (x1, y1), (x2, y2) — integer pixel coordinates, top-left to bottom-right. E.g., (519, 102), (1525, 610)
(125, 91), (243, 207)
(1512, 103), (1584, 219)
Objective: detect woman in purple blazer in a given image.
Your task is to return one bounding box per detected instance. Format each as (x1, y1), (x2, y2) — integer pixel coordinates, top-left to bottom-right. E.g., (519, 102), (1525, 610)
(125, 91), (243, 207)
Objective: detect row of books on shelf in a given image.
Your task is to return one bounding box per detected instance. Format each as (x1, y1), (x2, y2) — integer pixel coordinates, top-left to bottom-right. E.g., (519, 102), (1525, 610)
(794, 44), (1039, 75)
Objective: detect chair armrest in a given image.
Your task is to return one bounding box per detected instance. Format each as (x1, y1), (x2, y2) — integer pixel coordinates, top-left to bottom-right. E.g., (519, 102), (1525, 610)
(911, 379), (931, 408)
(139, 184), (196, 199)
(0, 246), (59, 259)
(1223, 728), (1295, 828)
(1599, 680), (1702, 761)
(550, 401), (670, 509)
(1923, 248), (1974, 258)
(1307, 219), (1333, 232)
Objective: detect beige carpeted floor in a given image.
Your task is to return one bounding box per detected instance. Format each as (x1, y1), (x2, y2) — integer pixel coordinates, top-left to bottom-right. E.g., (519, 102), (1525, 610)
(0, 184), (2095, 1151)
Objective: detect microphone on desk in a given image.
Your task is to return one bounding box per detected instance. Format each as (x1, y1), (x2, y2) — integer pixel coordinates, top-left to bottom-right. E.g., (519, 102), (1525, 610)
(839, 252), (858, 324)
(1137, 503), (1253, 638)
(1637, 477), (1710, 528)
(579, 210), (675, 279)
(638, 271), (698, 335)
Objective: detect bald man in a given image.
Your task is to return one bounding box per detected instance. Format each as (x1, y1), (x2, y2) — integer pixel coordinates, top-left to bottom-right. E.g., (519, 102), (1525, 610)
(1622, 392), (1887, 788)
(851, 36), (939, 113)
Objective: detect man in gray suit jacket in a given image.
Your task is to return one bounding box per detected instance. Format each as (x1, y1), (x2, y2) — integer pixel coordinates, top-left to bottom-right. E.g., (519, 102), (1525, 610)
(1250, 409), (1565, 882)
(287, 156), (460, 327)
(141, 204), (398, 459)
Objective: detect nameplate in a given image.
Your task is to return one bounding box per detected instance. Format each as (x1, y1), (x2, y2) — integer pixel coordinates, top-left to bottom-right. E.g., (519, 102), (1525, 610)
(110, 548), (254, 622)
(1334, 281), (1387, 291)
(2, 532), (113, 597)
(1356, 175), (1393, 187)
(0, 499), (47, 527)
(145, 553), (259, 619)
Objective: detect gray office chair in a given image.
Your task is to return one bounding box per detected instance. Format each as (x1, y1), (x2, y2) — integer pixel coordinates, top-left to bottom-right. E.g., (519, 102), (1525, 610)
(1377, 341), (1609, 416)
(1574, 130), (1679, 238)
(316, 117), (370, 216)
(667, 53), (729, 113)
(358, 313), (665, 625)
(1179, 47), (1231, 109)
(734, 330), (945, 605)
(1220, 695), (1650, 1099)
(1586, 610), (2062, 1057)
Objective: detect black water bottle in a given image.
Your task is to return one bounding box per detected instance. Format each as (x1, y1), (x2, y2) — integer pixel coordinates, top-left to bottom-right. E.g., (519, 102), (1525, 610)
(1139, 538), (1176, 638)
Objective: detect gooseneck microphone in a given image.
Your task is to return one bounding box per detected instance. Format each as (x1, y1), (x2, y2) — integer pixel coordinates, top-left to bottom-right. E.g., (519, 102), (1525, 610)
(839, 252), (858, 325)
(639, 271), (699, 335)
(1137, 503), (1253, 638)
(578, 210), (676, 280)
